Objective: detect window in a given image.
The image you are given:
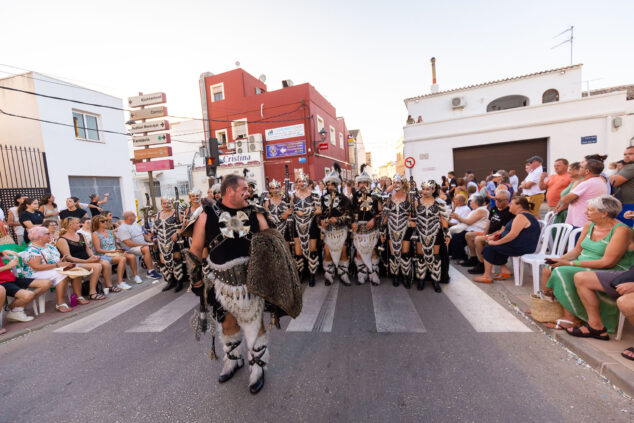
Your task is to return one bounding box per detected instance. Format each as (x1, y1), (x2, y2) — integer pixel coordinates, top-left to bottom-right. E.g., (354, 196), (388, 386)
(339, 133), (344, 149)
(255, 87), (265, 95)
(215, 129), (228, 145)
(330, 126), (336, 146)
(73, 111), (100, 141)
(146, 180), (161, 197)
(324, 167), (330, 177)
(211, 83), (224, 102)
(317, 115), (325, 132)
(177, 181), (190, 195)
(232, 119), (248, 140)
(542, 89), (559, 104)
(486, 95), (529, 112)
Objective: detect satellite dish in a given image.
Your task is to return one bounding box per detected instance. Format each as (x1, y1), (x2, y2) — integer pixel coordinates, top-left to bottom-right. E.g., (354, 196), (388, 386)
(259, 74), (267, 82)
(287, 79), (294, 87)
(235, 61), (241, 67)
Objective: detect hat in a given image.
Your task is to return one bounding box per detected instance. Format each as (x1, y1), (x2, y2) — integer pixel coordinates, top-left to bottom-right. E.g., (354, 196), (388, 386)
(492, 172), (502, 177)
(323, 162), (342, 185)
(526, 155), (543, 163)
(355, 164), (372, 185)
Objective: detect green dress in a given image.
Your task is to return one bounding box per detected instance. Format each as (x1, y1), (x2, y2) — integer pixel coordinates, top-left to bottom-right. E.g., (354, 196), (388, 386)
(546, 222), (634, 333)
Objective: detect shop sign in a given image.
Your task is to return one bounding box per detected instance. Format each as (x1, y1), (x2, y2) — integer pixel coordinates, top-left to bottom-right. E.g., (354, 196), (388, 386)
(264, 124), (305, 141)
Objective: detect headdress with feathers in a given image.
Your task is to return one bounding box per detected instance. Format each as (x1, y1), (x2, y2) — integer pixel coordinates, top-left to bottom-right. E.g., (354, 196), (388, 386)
(323, 162), (342, 185)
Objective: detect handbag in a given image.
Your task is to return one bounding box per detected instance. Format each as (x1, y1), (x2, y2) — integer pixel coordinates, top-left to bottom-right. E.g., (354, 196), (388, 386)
(0, 221), (14, 245)
(530, 293), (563, 323)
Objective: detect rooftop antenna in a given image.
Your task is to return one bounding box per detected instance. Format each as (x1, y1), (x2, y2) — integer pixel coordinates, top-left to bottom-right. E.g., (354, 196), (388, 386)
(551, 26), (574, 65)
(235, 61), (241, 68)
(430, 57), (439, 93)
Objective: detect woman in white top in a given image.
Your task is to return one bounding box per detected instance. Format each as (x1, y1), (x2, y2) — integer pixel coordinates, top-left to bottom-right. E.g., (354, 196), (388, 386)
(39, 193), (60, 224)
(448, 195), (489, 263)
(7, 194), (27, 245)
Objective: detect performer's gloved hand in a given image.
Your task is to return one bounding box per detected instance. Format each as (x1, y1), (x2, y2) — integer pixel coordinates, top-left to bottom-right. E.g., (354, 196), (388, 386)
(191, 282), (204, 297)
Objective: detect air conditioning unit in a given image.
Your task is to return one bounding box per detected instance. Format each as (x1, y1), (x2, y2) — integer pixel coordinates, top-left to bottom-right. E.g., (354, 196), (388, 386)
(451, 96), (466, 109)
(247, 133), (263, 152)
(235, 139), (247, 154)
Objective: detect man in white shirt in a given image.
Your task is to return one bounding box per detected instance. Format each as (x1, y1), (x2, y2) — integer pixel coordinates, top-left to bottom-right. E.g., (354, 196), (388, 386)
(117, 211), (162, 281)
(449, 194), (471, 226)
(519, 155), (546, 217)
(509, 170), (519, 193)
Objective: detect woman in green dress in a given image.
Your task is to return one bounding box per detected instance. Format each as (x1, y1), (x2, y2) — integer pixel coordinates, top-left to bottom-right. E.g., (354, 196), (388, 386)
(546, 196), (633, 336)
(553, 162), (583, 224)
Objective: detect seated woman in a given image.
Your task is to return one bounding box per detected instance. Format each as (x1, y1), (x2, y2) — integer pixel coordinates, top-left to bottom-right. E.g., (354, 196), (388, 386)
(56, 217), (108, 301)
(91, 215), (136, 291)
(42, 220), (59, 244)
(448, 195), (489, 262)
(22, 227), (73, 312)
(474, 197), (541, 283)
(544, 196), (633, 338)
(77, 217), (93, 252)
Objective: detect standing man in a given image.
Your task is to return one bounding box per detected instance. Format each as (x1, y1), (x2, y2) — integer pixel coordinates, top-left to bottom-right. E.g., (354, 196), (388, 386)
(351, 166), (381, 285)
(519, 156), (546, 217)
(611, 145), (634, 225)
(509, 170), (519, 193)
(539, 158), (572, 210)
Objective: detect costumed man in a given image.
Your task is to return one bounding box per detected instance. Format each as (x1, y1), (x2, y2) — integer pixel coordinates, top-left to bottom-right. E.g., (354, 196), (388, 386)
(243, 169), (261, 206)
(380, 174), (414, 288)
(264, 179), (292, 250)
(291, 171), (322, 286)
(185, 174), (301, 394)
(154, 197), (187, 292)
(320, 163), (352, 286)
(351, 165), (381, 285)
(414, 180), (450, 292)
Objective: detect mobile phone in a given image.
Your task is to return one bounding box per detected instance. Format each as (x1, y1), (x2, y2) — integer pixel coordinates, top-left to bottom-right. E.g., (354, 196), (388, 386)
(544, 258), (557, 265)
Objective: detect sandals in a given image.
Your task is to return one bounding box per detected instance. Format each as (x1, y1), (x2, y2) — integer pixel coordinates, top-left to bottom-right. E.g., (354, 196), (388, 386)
(621, 347), (634, 362)
(0, 328), (6, 335)
(493, 272), (512, 280)
(473, 276), (493, 284)
(88, 293), (106, 301)
(566, 322), (609, 340)
(55, 303), (73, 313)
(109, 286), (121, 293)
(544, 319), (575, 330)
(77, 296), (90, 305)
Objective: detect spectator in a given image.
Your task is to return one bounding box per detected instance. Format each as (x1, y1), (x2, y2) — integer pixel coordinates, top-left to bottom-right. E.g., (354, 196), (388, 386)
(449, 195), (489, 262)
(441, 176), (449, 191)
(77, 216), (93, 252)
(509, 169), (519, 193)
(18, 198), (44, 244)
(465, 189), (514, 274)
(543, 196), (633, 335)
(42, 220), (59, 244)
(478, 180), (488, 199)
(88, 193), (109, 217)
(117, 211), (161, 280)
(615, 280), (634, 360)
(0, 284), (5, 334)
(39, 193), (59, 224)
(56, 217), (107, 301)
(553, 162), (583, 224)
(59, 197), (87, 220)
(453, 178), (467, 208)
(495, 170), (514, 198)
(558, 159), (607, 228)
(0, 248), (52, 322)
(539, 158), (572, 210)
(606, 161), (618, 177)
(406, 115), (415, 125)
(449, 194), (470, 226)
(100, 210), (118, 230)
(7, 194), (27, 245)
(474, 197), (540, 283)
(585, 154), (611, 194)
(446, 171), (457, 202)
(92, 216), (134, 291)
(486, 174), (499, 199)
(416, 116), (423, 123)
(466, 172), (478, 191)
(610, 145), (634, 225)
(519, 155), (546, 217)
(23, 226), (73, 312)
(617, 160), (626, 172)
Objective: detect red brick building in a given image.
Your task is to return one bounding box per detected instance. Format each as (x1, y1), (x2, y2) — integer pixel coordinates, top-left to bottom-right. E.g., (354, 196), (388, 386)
(199, 68), (351, 187)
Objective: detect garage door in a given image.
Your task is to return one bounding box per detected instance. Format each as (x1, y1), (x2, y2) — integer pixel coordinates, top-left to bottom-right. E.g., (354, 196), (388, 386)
(453, 138), (548, 182)
(68, 176), (123, 219)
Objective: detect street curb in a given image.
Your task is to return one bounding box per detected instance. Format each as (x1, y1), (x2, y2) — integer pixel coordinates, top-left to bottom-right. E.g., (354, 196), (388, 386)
(0, 280), (164, 345)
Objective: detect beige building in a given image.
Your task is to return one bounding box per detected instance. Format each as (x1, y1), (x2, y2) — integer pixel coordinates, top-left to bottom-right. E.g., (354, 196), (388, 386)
(378, 161), (396, 178)
(395, 136), (404, 176)
(347, 129), (367, 177)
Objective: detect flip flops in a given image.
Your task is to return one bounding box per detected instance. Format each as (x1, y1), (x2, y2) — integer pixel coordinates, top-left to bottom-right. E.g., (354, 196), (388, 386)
(473, 276), (493, 284)
(544, 319), (575, 330)
(621, 347), (634, 362)
(493, 272), (512, 280)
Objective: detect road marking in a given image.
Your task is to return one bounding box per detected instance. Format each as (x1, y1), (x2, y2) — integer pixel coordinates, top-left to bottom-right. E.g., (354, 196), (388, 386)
(371, 283), (426, 333)
(54, 283), (165, 333)
(126, 293), (198, 333)
(445, 266), (531, 333)
(287, 283), (339, 332)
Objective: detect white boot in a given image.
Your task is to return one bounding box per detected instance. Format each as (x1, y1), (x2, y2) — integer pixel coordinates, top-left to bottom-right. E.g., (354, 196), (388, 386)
(369, 256), (381, 286)
(355, 257), (367, 285)
(218, 331), (244, 383)
(248, 332), (268, 394)
(324, 261), (335, 285)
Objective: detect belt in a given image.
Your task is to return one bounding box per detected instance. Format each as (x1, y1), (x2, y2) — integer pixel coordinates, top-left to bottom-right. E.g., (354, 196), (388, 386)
(211, 263), (248, 287)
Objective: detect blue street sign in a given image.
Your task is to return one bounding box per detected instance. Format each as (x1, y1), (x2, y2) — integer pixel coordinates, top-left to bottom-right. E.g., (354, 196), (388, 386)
(265, 140), (306, 158)
(298, 157), (306, 163)
(581, 135), (597, 145)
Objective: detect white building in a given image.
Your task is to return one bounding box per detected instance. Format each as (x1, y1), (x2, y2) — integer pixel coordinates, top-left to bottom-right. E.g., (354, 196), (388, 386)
(0, 72), (135, 218)
(348, 129), (367, 177)
(403, 64), (634, 181)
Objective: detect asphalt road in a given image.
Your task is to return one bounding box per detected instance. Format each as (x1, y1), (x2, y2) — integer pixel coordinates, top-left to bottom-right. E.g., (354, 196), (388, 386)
(1, 267), (632, 423)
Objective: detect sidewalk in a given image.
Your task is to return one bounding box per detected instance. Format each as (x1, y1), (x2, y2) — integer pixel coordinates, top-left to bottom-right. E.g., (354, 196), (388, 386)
(0, 277), (166, 343)
(453, 262), (634, 397)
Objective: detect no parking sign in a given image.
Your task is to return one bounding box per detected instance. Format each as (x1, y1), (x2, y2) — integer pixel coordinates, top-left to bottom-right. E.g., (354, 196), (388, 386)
(405, 157), (416, 169)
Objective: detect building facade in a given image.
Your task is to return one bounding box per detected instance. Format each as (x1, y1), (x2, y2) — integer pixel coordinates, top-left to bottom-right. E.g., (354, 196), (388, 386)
(199, 69), (352, 189)
(347, 129), (367, 177)
(402, 64), (634, 182)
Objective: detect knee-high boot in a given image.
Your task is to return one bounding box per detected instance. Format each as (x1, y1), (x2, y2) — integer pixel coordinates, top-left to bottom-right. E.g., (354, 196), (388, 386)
(247, 332), (268, 394)
(337, 259), (351, 286)
(389, 257), (400, 287)
(218, 331), (244, 384)
(369, 256), (380, 286)
(354, 257), (368, 285)
(295, 255), (306, 283)
(323, 260), (335, 286)
(308, 251), (319, 287)
(414, 255), (426, 290)
(400, 256), (412, 289)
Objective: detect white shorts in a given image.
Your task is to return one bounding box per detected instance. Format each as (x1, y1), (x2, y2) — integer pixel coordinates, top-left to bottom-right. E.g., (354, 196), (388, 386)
(31, 269), (67, 287)
(128, 246), (144, 256)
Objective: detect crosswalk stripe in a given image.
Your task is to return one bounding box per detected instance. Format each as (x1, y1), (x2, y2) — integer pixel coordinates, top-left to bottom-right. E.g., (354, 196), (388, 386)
(54, 283), (165, 333)
(445, 266), (531, 333)
(126, 293), (199, 333)
(286, 283), (339, 332)
(371, 282), (426, 333)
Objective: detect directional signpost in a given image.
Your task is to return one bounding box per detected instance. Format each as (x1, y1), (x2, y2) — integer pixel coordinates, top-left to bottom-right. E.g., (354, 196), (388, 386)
(128, 91), (171, 209)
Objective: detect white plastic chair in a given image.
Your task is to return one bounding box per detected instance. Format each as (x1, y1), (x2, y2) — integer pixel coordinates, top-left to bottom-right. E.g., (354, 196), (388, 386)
(566, 227), (583, 253)
(616, 312), (626, 341)
(543, 211), (556, 227)
(514, 223), (573, 293)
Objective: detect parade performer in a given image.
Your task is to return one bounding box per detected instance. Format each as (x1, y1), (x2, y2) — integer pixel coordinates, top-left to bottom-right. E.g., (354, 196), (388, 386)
(154, 197), (187, 292)
(243, 169), (261, 206)
(264, 179), (292, 247)
(380, 175), (413, 288)
(183, 188), (203, 224)
(185, 174), (301, 394)
(291, 170), (321, 286)
(414, 180), (450, 292)
(321, 163), (352, 286)
(351, 165), (381, 285)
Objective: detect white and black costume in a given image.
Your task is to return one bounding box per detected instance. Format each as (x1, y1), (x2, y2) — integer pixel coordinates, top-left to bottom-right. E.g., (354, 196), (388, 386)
(292, 179), (321, 286)
(351, 167), (380, 285)
(155, 206), (186, 292)
(265, 179), (292, 242)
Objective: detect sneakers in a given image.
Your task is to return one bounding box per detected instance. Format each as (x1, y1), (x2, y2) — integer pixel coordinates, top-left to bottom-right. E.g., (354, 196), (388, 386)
(147, 270), (162, 279)
(6, 310), (34, 323)
(118, 281), (132, 290)
(133, 275), (144, 284)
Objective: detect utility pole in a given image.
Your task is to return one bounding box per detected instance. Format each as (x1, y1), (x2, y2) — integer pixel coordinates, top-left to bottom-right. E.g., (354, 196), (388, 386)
(551, 26), (574, 65)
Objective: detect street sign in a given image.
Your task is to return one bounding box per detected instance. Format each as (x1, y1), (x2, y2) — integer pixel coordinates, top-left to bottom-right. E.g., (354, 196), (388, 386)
(265, 140), (306, 158)
(135, 159), (174, 172)
(405, 156), (416, 168)
(133, 146), (172, 160)
(318, 142), (328, 151)
(581, 135), (597, 145)
(128, 92), (167, 108)
(132, 133), (171, 147)
(130, 120), (170, 134)
(130, 106), (168, 121)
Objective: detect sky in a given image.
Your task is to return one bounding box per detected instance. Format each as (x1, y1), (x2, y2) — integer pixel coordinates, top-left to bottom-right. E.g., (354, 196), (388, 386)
(2, 0), (634, 168)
